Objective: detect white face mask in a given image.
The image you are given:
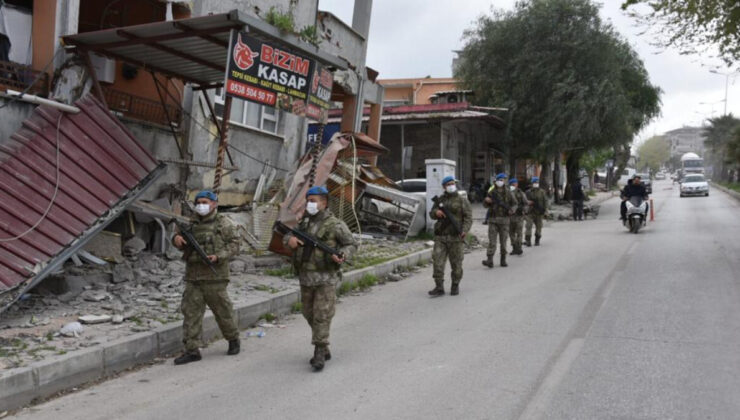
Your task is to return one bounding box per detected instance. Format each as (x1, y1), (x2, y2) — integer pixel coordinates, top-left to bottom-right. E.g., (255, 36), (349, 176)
(510, 186), (516, 191)
(445, 185), (457, 193)
(194, 203), (211, 216)
(306, 201), (319, 216)
(496, 181), (504, 187)
(532, 183), (540, 189)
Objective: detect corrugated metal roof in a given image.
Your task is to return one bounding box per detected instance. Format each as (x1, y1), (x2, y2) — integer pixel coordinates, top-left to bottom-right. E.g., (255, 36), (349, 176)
(62, 10), (348, 86)
(0, 95), (165, 310)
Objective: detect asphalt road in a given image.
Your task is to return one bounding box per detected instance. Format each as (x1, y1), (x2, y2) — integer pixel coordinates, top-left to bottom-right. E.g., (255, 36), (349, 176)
(14, 180), (740, 420)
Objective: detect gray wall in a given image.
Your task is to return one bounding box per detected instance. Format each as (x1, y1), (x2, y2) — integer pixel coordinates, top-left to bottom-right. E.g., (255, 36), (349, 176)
(0, 100), (36, 147)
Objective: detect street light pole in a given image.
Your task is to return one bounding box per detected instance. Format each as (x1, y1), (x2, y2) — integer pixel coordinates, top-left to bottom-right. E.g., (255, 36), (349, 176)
(709, 70), (738, 115)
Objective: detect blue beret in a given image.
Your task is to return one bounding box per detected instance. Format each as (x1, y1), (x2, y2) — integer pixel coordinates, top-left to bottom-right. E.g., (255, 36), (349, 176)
(441, 175), (456, 185)
(496, 173), (508, 180)
(531, 176), (539, 183)
(306, 185), (329, 197)
(509, 178), (518, 184)
(194, 190), (218, 202)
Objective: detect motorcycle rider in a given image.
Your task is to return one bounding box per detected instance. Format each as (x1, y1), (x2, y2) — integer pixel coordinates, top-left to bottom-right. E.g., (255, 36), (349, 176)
(620, 174), (649, 223)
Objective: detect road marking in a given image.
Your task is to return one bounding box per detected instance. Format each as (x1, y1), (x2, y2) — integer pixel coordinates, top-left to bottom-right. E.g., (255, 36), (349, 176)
(518, 338), (585, 420)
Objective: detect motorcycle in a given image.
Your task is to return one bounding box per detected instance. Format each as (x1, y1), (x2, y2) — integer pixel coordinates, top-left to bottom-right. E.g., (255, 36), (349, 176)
(624, 195), (648, 234)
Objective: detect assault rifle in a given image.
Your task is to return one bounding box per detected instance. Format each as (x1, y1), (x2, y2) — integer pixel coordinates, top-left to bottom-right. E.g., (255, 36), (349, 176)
(172, 219), (217, 274)
(273, 221), (344, 263)
(487, 190), (512, 213)
(431, 196), (462, 235)
(527, 192), (545, 215)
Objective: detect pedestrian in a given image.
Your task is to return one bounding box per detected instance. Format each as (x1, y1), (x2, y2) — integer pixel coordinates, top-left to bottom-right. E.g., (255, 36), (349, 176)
(571, 178), (585, 221)
(509, 178), (527, 255)
(172, 190), (241, 365)
(525, 177), (548, 246)
(429, 176), (472, 297)
(283, 186), (356, 371)
(482, 173), (515, 268)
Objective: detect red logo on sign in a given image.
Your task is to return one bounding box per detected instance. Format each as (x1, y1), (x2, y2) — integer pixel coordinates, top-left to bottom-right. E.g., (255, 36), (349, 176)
(233, 33), (259, 70)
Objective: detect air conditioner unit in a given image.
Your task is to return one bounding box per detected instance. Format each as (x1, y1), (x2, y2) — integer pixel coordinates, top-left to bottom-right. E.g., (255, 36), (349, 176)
(88, 52), (116, 84)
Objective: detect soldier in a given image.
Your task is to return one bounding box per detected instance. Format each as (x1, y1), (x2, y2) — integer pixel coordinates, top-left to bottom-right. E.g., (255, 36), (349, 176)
(284, 186), (356, 371)
(172, 190), (240, 365)
(508, 178), (527, 256)
(482, 173), (515, 268)
(429, 176), (473, 297)
(525, 177), (548, 246)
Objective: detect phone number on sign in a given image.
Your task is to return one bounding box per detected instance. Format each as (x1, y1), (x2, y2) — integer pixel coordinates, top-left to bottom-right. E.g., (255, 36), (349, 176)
(226, 80), (276, 105)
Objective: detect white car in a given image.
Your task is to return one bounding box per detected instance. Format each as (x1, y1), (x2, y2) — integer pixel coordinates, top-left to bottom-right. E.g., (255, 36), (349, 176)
(679, 174), (709, 197)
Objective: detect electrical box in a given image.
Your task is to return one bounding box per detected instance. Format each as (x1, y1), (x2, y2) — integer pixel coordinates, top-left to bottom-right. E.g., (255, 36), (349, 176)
(89, 52), (116, 84)
(425, 158), (457, 232)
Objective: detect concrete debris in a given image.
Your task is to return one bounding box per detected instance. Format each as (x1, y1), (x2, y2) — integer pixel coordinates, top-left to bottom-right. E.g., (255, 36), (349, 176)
(112, 262), (135, 283)
(111, 314), (124, 324)
(425, 241), (435, 247)
(60, 322), (84, 337)
(387, 273), (403, 282)
(123, 237), (147, 257)
(78, 314), (112, 325)
(82, 291), (110, 302)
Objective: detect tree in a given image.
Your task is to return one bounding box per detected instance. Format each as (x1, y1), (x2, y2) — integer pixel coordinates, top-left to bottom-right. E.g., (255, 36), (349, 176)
(637, 136), (670, 174)
(704, 115), (740, 181)
(622, 0), (740, 65)
(456, 0), (661, 201)
(580, 148), (612, 191)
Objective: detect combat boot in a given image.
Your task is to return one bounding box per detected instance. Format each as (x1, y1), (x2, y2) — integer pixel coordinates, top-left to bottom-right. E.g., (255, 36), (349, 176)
(482, 254), (494, 268)
(525, 236), (532, 247)
(428, 284), (445, 297)
(174, 349), (202, 365)
(227, 339), (240, 355)
(311, 345), (327, 371)
(500, 254), (508, 267)
(535, 235), (541, 246)
(450, 283), (460, 296)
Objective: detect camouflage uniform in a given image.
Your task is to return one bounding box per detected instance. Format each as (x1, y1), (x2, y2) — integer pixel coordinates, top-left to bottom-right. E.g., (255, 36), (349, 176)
(484, 185), (515, 259)
(430, 191), (473, 288)
(283, 209), (356, 347)
(178, 211), (240, 352)
(525, 187), (548, 245)
(509, 187), (528, 254)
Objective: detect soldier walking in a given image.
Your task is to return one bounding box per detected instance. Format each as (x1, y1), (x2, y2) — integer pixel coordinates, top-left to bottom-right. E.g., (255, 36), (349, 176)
(509, 178), (527, 256)
(172, 190), (241, 365)
(525, 177), (548, 246)
(284, 186), (356, 371)
(483, 173), (515, 268)
(429, 176), (472, 297)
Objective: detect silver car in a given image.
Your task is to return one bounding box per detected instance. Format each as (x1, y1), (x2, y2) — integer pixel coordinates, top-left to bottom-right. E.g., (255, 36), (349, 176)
(680, 174), (709, 197)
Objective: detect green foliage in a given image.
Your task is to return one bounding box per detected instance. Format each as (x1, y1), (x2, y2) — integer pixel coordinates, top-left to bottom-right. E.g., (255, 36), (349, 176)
(704, 115), (740, 182)
(254, 284), (281, 294)
(265, 7), (295, 33)
(456, 0), (661, 167)
(358, 274), (378, 290)
(265, 266), (294, 277)
(718, 181), (740, 192)
(299, 25), (321, 47)
(622, 0), (740, 65)
(259, 312), (277, 322)
(412, 231), (435, 241)
(337, 281), (353, 296)
(637, 136), (671, 173)
(291, 301), (303, 313)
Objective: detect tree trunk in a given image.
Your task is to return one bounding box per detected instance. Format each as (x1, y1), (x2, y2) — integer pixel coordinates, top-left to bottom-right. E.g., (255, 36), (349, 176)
(540, 159), (551, 192)
(553, 153), (561, 204)
(563, 151), (582, 201)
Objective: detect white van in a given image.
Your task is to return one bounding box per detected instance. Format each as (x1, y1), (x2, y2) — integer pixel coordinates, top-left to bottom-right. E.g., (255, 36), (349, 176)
(617, 168), (636, 187)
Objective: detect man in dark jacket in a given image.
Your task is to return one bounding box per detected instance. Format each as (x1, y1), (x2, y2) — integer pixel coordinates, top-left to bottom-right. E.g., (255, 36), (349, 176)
(571, 179), (585, 221)
(620, 175), (649, 221)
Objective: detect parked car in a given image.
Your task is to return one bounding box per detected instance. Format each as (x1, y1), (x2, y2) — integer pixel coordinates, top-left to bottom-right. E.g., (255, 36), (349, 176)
(655, 172), (666, 180)
(617, 168), (636, 187)
(679, 174), (709, 197)
(635, 173), (652, 194)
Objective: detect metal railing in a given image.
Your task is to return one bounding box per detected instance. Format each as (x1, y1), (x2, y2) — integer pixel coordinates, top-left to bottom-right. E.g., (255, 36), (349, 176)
(0, 60), (49, 97)
(102, 86), (182, 127)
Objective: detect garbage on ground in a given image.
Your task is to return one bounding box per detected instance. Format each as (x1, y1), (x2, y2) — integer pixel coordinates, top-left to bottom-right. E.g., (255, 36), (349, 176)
(245, 330), (266, 338)
(60, 322), (84, 337)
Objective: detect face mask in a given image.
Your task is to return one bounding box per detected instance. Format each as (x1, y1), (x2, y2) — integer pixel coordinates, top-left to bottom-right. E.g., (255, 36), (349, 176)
(306, 202), (319, 216)
(445, 185), (457, 193)
(510, 186), (516, 191)
(496, 181), (504, 187)
(194, 203), (211, 216)
(532, 183), (540, 189)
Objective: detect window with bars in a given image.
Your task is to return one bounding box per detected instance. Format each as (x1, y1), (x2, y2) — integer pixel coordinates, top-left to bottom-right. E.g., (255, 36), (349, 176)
(213, 88), (282, 136)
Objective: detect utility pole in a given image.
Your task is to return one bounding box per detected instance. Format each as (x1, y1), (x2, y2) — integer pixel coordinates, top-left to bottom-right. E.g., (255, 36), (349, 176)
(709, 70), (738, 115)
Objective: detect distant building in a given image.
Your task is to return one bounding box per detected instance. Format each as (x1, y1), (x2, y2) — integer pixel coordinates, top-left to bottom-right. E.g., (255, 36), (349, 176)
(664, 126), (706, 158)
(378, 77), (463, 106)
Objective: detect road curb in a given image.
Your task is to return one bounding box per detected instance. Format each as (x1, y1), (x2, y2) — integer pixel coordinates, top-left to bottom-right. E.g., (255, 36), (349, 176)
(710, 182), (740, 202)
(0, 247), (432, 412)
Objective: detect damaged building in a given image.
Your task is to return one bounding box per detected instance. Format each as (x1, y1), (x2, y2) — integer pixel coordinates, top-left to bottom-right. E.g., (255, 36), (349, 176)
(0, 0), (388, 310)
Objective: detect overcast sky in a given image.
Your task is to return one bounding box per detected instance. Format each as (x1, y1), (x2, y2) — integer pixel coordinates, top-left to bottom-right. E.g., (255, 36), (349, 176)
(318, 0), (740, 144)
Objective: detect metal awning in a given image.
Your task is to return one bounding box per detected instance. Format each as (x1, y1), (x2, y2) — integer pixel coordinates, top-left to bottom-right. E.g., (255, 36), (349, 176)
(62, 10), (348, 87)
(0, 95), (166, 312)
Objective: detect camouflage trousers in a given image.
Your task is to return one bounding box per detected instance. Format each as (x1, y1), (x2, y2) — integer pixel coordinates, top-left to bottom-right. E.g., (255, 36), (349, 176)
(487, 219), (509, 257)
(432, 236), (465, 286)
(301, 283), (336, 346)
(525, 214), (544, 237)
(509, 216), (524, 249)
(181, 281), (239, 352)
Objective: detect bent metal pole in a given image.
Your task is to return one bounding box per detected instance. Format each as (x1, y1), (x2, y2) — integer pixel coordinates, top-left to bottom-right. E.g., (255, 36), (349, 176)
(213, 95), (232, 194)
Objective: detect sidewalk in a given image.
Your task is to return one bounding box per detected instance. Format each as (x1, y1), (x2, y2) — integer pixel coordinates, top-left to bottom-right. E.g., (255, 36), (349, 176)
(0, 248), (433, 412)
(710, 182), (740, 202)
